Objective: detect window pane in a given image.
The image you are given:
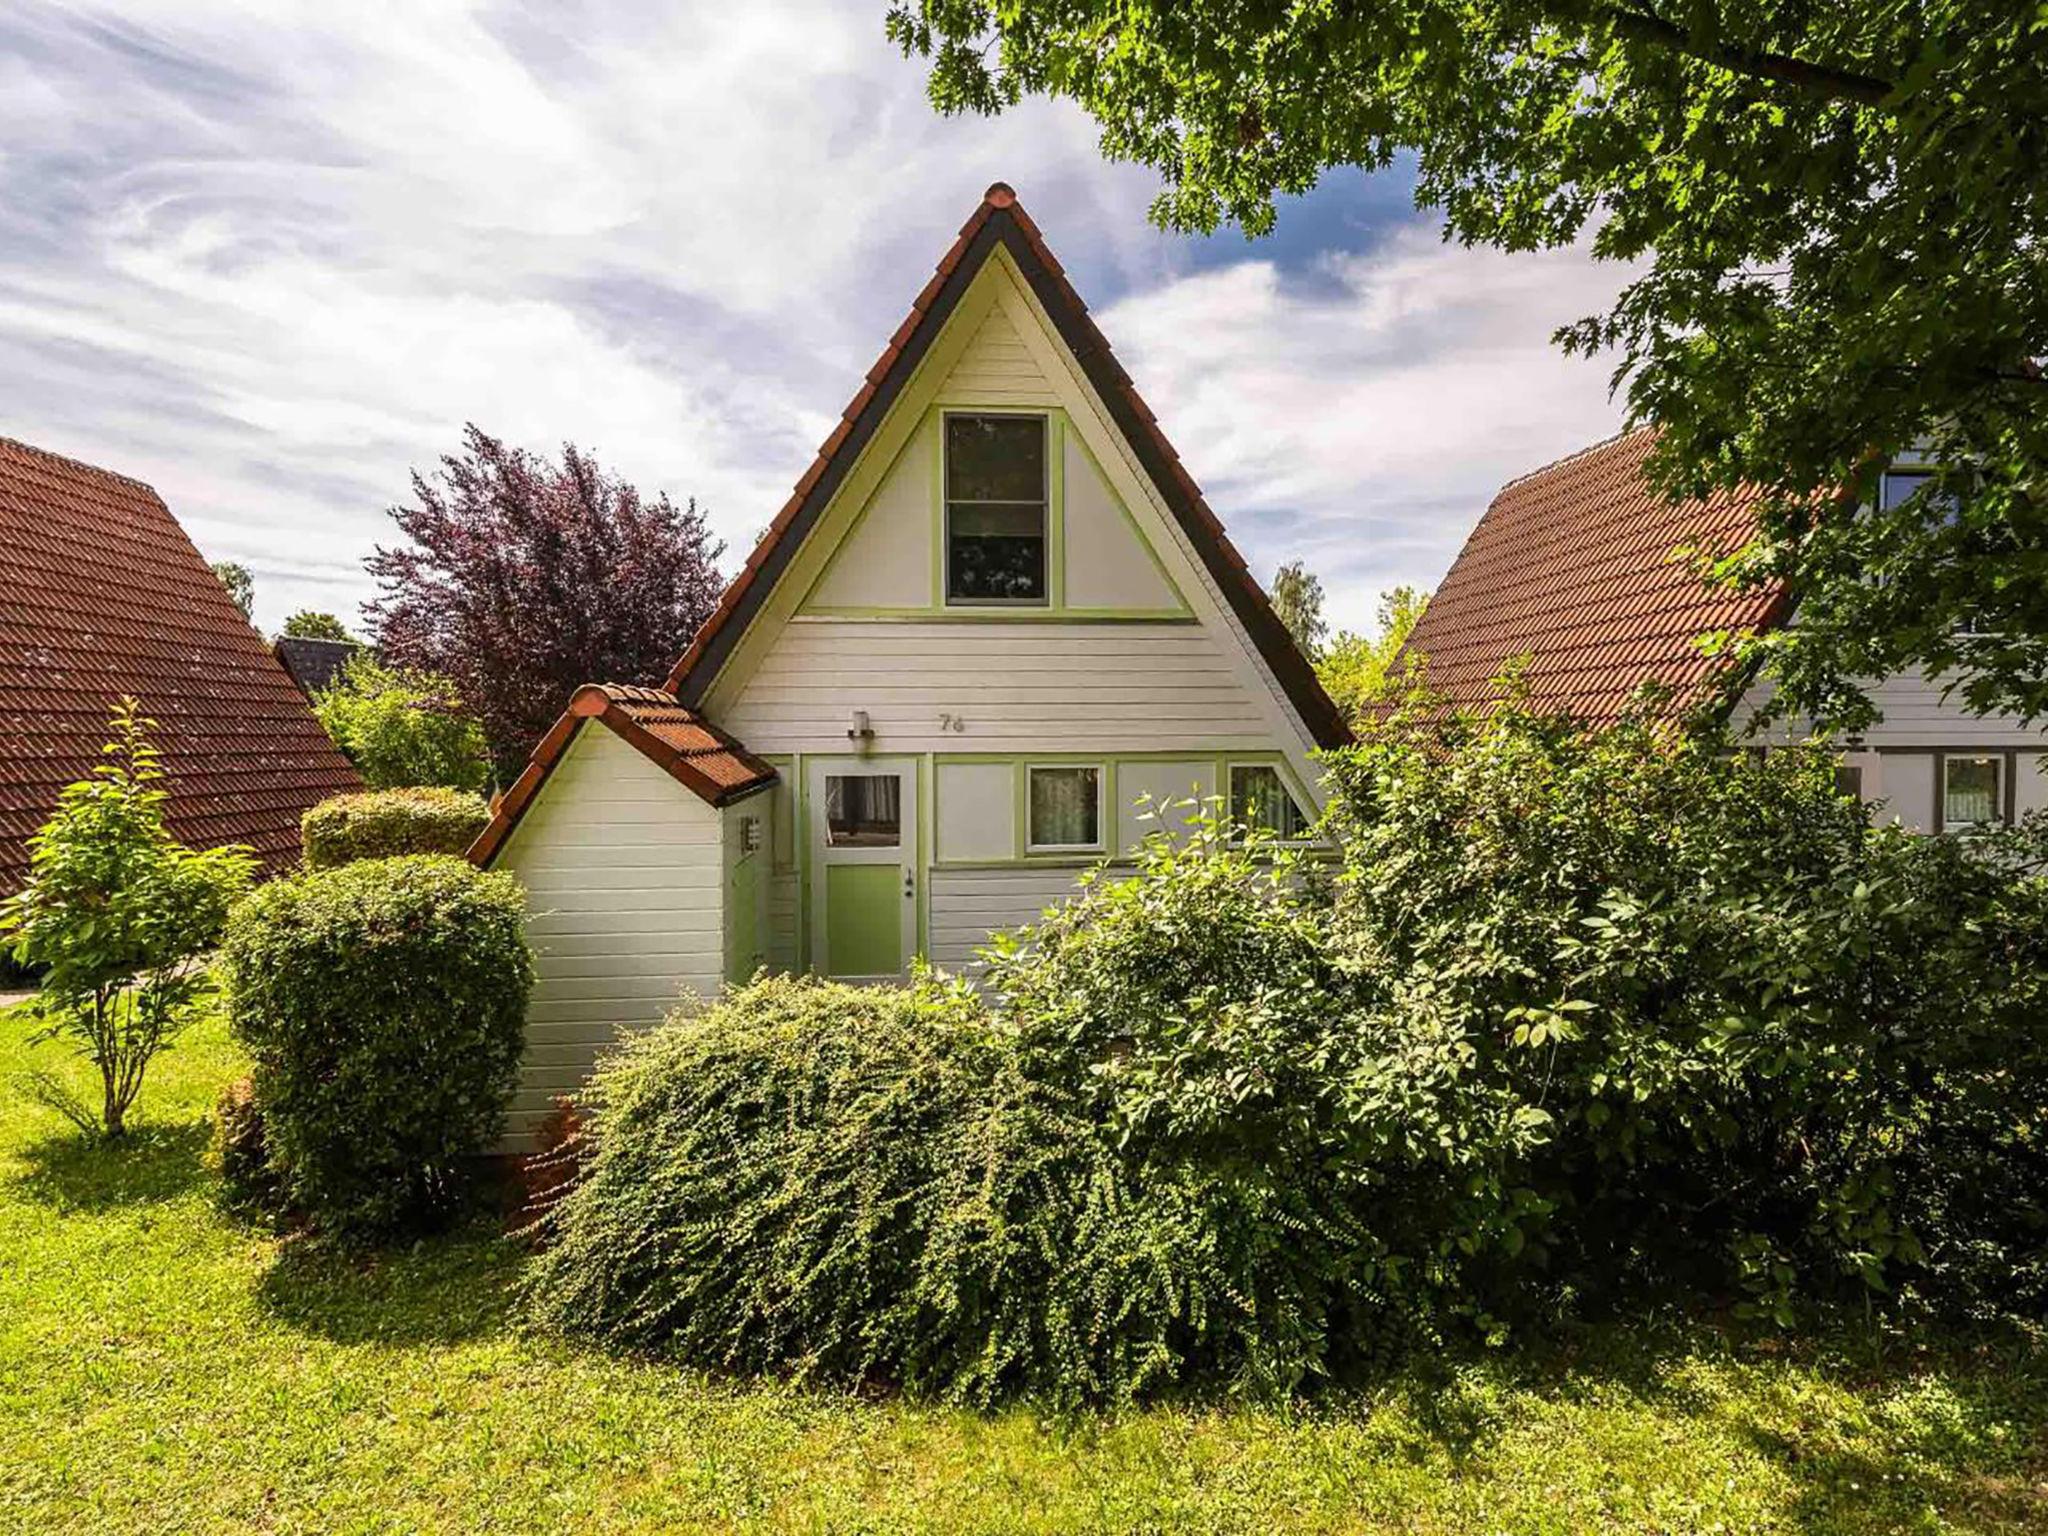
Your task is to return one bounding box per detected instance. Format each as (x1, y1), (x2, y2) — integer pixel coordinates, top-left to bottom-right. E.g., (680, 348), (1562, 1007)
(946, 415), (1045, 502)
(1230, 765), (1308, 839)
(825, 774), (901, 847)
(948, 503), (1045, 601)
(1879, 470), (1934, 512)
(1833, 763), (1864, 801)
(1943, 756), (2000, 829)
(1029, 766), (1099, 847)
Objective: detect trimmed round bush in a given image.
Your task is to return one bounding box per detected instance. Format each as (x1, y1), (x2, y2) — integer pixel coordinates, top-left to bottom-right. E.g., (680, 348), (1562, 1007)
(524, 970), (1362, 1405)
(301, 787), (490, 869)
(222, 855), (533, 1239)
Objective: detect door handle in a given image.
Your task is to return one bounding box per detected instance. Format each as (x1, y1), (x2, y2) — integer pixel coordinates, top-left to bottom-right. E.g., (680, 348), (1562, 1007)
(903, 867), (915, 898)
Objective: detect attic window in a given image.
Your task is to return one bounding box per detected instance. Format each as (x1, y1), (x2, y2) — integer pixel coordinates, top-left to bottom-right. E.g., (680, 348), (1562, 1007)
(945, 413), (1047, 604)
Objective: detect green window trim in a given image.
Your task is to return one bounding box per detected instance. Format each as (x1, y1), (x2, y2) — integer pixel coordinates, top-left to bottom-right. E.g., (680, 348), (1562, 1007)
(940, 408), (1055, 609)
(1023, 762), (1109, 854)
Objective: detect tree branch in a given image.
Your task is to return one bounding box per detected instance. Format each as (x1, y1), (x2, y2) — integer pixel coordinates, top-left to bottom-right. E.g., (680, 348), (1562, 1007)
(1599, 5), (1895, 108)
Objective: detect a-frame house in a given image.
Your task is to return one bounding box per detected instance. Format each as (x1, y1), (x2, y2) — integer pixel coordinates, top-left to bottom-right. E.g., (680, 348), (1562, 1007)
(472, 184), (1349, 1141)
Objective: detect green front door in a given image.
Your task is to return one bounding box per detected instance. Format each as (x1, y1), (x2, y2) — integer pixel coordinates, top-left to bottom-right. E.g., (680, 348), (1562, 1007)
(806, 757), (917, 979)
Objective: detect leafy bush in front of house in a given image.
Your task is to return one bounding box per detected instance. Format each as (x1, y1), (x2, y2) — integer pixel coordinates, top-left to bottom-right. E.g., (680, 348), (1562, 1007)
(221, 855), (532, 1239)
(1318, 701), (2048, 1326)
(0, 698), (255, 1137)
(313, 656), (491, 793)
(301, 787), (490, 868)
(529, 705), (2048, 1404)
(525, 968), (1364, 1404)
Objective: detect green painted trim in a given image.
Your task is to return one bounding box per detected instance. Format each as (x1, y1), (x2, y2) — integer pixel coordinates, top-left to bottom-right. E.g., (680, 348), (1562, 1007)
(916, 753), (932, 960)
(935, 748), (1293, 766)
(937, 406), (1054, 613)
(1021, 760), (1110, 855)
(1011, 759), (1027, 861)
(793, 752), (809, 971)
(798, 606), (1197, 623)
(927, 407), (946, 608)
(1048, 412), (1067, 610)
(1064, 419), (1194, 618)
(933, 857), (1117, 872)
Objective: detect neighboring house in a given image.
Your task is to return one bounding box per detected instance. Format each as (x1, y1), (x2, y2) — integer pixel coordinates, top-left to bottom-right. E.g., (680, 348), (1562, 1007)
(0, 436), (362, 896)
(1404, 427), (2048, 832)
(472, 184), (1349, 1142)
(273, 635), (363, 698)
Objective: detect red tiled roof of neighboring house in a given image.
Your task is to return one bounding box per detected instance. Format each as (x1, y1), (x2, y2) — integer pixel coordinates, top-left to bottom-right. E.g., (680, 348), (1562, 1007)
(0, 436), (362, 892)
(1402, 427), (1792, 722)
(469, 683), (777, 867)
(664, 183), (1352, 752)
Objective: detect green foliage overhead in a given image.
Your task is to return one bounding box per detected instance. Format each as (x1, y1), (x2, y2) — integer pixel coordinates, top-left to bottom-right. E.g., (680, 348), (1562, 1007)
(220, 855), (533, 1238)
(1318, 585), (1429, 721)
(0, 698), (254, 1136)
(889, 2), (2048, 727)
(279, 610), (355, 642)
(301, 788), (490, 869)
(1267, 559), (1327, 660)
(313, 655), (491, 794)
(210, 560), (254, 623)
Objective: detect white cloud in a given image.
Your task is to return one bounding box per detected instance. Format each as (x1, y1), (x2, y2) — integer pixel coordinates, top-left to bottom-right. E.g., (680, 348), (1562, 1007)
(0, 1), (1634, 640)
(1097, 224), (1637, 632)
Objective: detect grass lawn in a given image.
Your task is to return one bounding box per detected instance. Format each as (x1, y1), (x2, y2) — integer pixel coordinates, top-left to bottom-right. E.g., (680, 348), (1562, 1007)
(1, 1003), (2043, 1534)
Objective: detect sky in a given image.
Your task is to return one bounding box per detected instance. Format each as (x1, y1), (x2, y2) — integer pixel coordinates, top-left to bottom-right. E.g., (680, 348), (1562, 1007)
(0, 0), (1634, 637)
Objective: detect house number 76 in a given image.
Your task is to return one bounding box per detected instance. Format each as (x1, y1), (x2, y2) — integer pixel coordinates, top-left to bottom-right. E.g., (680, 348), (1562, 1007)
(938, 713), (967, 733)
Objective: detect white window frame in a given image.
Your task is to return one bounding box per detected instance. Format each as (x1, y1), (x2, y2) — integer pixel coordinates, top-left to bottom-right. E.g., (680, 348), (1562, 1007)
(1024, 762), (1105, 853)
(1225, 760), (1316, 845)
(1939, 751), (2006, 835)
(941, 409), (1051, 608)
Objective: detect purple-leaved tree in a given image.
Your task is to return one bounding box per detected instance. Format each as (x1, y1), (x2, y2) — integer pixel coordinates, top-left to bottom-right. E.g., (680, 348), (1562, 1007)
(366, 425), (725, 782)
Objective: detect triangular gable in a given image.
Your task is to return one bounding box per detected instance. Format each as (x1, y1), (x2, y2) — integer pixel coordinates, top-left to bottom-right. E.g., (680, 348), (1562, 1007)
(470, 683), (776, 867)
(666, 184), (1350, 751)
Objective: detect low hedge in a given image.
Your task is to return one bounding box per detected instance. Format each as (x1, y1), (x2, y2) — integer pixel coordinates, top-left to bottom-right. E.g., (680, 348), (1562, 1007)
(221, 854), (533, 1239)
(302, 788), (490, 869)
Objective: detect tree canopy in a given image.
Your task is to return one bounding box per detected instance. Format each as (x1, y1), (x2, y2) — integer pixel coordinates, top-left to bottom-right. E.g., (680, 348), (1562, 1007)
(1319, 585), (1429, 721)
(211, 561), (254, 623)
(1267, 558), (1327, 660)
(280, 610), (355, 643)
(366, 426), (725, 781)
(888, 1), (2048, 727)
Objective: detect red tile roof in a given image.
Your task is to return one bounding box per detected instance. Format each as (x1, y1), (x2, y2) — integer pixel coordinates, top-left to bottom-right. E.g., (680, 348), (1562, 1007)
(665, 183), (1351, 751)
(469, 683), (777, 867)
(0, 436), (361, 892)
(1402, 428), (1790, 722)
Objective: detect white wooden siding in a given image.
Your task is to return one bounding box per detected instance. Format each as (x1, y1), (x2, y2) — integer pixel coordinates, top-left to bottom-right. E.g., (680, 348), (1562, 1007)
(719, 620), (1281, 755)
(944, 297), (1060, 406)
(928, 866), (1090, 974)
(1740, 670), (2048, 751)
(493, 726), (723, 1147)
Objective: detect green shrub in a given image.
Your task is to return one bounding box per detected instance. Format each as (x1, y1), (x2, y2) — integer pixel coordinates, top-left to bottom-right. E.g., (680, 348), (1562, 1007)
(221, 855), (533, 1239)
(526, 970), (1342, 1405)
(301, 787), (490, 868)
(0, 698), (254, 1137)
(1319, 700), (2048, 1325)
(313, 656), (490, 792)
(528, 706), (2048, 1404)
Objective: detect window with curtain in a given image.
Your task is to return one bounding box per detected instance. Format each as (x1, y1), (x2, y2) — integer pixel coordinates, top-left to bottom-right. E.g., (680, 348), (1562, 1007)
(1027, 765), (1100, 849)
(1942, 756), (2001, 832)
(1229, 764), (1309, 840)
(946, 414), (1047, 603)
(825, 773), (901, 846)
